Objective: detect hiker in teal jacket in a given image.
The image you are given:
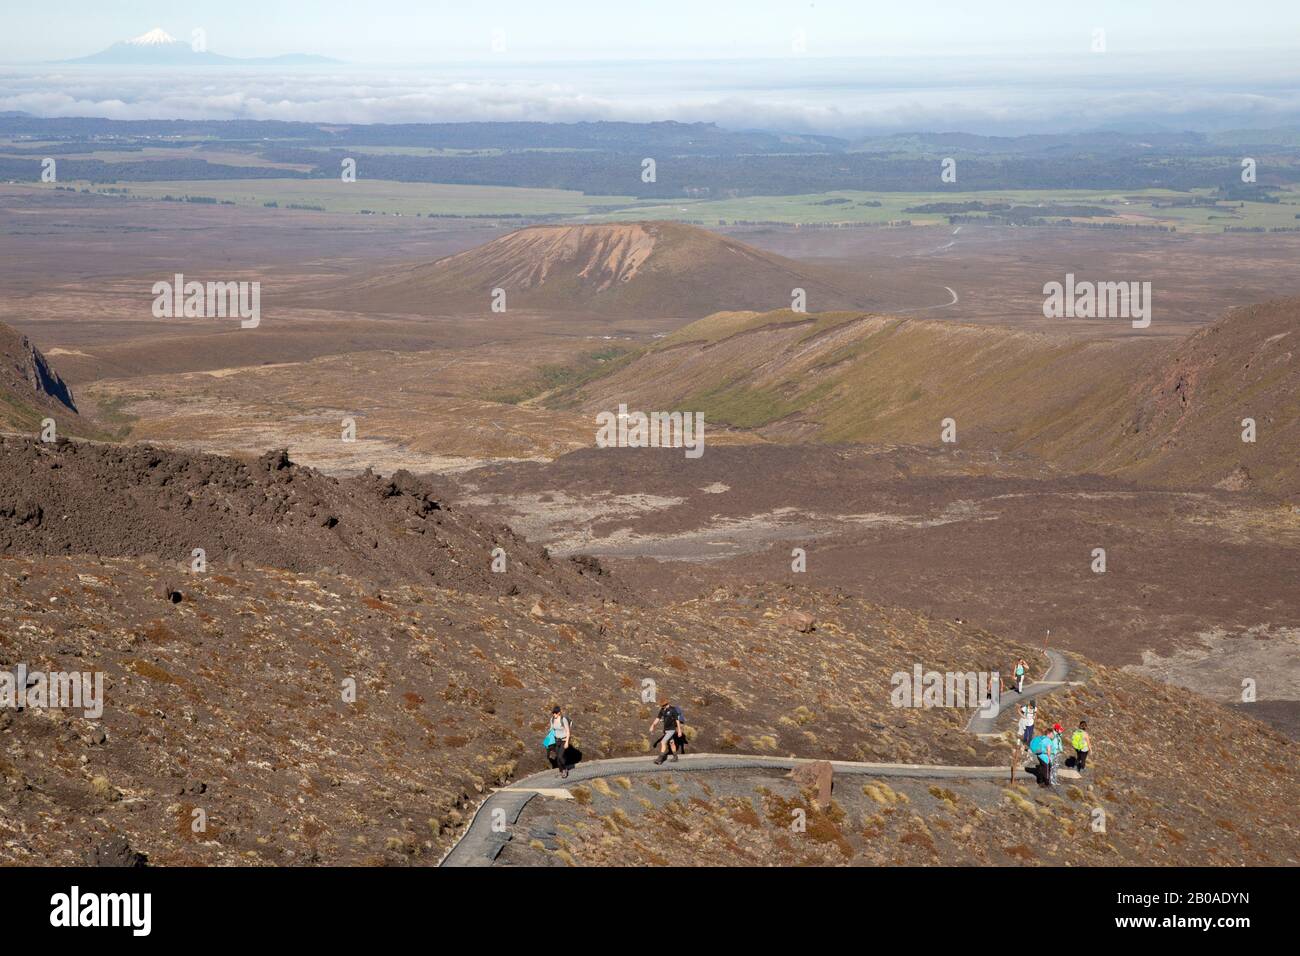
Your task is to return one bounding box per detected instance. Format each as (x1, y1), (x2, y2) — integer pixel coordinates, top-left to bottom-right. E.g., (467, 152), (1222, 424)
(1028, 732), (1055, 787)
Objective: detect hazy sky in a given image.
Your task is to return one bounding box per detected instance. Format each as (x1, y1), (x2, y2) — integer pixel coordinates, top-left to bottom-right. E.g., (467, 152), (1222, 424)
(3, 2), (1297, 134)
(6, 0), (1300, 62)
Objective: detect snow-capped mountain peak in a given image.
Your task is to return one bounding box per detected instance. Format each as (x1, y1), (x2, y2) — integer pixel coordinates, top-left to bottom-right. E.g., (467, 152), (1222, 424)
(125, 28), (180, 47)
(64, 28), (338, 65)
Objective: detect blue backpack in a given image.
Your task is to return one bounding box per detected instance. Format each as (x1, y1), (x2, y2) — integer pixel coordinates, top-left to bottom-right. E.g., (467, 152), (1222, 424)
(542, 716), (570, 749)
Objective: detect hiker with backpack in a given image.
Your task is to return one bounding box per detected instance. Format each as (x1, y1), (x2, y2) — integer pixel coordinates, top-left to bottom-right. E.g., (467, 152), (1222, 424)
(650, 700), (683, 765)
(545, 705), (572, 779)
(1071, 720), (1092, 773)
(1028, 729), (1055, 788)
(1016, 704), (1033, 756)
(671, 705), (688, 755)
(1019, 701), (1036, 749)
(1014, 659), (1027, 694)
(1049, 723), (1065, 786)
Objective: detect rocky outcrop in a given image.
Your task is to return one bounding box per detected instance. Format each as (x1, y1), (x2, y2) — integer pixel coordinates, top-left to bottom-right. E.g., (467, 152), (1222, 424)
(0, 322), (77, 413)
(0, 436), (626, 598)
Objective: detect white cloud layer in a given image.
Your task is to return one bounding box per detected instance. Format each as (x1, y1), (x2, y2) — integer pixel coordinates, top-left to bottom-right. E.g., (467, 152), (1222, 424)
(2, 57), (1298, 136)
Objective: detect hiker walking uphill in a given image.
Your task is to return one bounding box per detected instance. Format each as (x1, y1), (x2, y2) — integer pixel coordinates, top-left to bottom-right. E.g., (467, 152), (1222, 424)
(650, 700), (684, 765)
(1028, 728), (1056, 787)
(1019, 700), (1036, 750)
(544, 705), (572, 779)
(1048, 723), (1065, 786)
(1016, 703), (1033, 755)
(1014, 658), (1028, 694)
(1070, 720), (1092, 773)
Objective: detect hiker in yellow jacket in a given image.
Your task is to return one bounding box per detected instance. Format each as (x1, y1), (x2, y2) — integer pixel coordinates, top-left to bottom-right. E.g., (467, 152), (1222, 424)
(1071, 720), (1092, 773)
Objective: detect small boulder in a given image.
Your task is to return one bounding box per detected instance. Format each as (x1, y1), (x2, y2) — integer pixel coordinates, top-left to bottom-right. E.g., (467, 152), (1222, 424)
(260, 448), (292, 472)
(570, 554), (606, 577)
(788, 759), (834, 809)
(778, 610), (816, 633)
(86, 834), (147, 867)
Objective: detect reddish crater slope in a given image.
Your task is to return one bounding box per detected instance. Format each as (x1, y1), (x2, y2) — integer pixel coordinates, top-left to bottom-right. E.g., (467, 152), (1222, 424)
(317, 221), (871, 318)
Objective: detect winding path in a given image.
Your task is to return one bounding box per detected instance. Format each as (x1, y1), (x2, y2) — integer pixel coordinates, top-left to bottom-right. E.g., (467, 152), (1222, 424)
(967, 648), (1070, 735)
(440, 649), (1073, 866)
(893, 284), (960, 315)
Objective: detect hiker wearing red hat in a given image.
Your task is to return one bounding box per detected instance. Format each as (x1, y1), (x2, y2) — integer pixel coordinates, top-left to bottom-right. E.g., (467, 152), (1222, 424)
(1048, 723), (1065, 785)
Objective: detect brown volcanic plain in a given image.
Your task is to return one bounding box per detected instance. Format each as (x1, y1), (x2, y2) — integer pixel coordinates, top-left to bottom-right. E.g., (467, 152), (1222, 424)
(1, 190), (1297, 865)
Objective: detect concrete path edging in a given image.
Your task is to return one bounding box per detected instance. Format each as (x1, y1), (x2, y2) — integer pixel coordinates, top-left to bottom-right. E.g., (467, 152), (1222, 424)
(440, 648), (1075, 867)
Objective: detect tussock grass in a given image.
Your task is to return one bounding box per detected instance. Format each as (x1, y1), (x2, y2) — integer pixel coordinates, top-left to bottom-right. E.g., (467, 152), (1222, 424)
(863, 781), (908, 806)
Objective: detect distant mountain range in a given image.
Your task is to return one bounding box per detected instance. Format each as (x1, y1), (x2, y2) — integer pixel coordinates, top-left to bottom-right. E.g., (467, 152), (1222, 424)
(64, 28), (339, 66)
